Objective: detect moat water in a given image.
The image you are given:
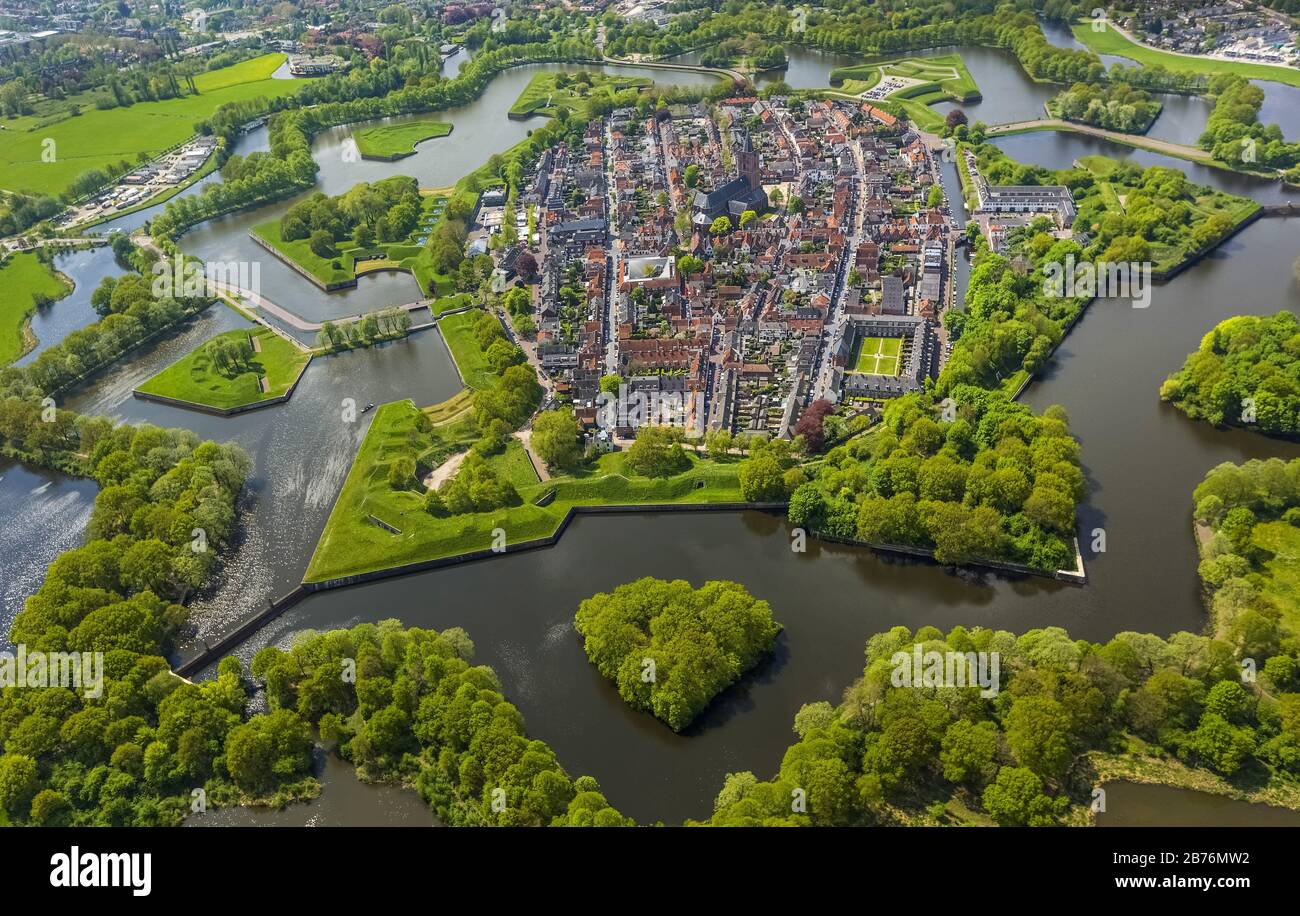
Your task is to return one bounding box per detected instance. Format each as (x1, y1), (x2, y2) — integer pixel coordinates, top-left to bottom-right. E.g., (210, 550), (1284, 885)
(4, 49), (1299, 826)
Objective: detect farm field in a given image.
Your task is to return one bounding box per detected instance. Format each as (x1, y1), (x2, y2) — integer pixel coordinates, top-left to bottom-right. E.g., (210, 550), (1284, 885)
(1072, 19), (1300, 88)
(850, 335), (902, 376)
(135, 326), (311, 411)
(0, 251), (72, 365)
(354, 120), (454, 160)
(0, 54), (305, 198)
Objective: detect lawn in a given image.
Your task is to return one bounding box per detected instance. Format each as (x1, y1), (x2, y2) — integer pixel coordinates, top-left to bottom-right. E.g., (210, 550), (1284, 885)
(0, 54), (307, 197)
(1072, 19), (1300, 89)
(251, 219), (360, 287)
(508, 71), (652, 118)
(1250, 520), (1300, 637)
(256, 184), (465, 307)
(135, 326), (311, 411)
(830, 53), (980, 102)
(850, 335), (902, 376)
(438, 308), (500, 390)
(305, 400), (744, 582)
(0, 252), (71, 365)
(354, 120), (454, 160)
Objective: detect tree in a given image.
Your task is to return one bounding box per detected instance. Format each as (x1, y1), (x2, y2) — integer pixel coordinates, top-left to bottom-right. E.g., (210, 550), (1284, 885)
(599, 374), (622, 395)
(739, 451), (789, 502)
(625, 426), (689, 477)
(574, 578), (781, 730)
(684, 164), (700, 188)
(793, 399), (833, 453)
(739, 209), (757, 228)
(945, 108), (968, 130)
(709, 215), (731, 236)
(940, 720), (999, 785)
(309, 230), (336, 259)
(982, 766), (1066, 826)
(388, 456), (417, 490)
(1005, 695), (1073, 778)
(532, 410), (582, 470)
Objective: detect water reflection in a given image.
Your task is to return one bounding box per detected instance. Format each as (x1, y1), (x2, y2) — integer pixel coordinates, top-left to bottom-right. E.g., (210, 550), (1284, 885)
(16, 247), (129, 367)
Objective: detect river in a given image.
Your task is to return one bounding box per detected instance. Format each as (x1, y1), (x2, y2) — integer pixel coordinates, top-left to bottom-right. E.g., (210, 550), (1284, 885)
(4, 49), (1299, 827)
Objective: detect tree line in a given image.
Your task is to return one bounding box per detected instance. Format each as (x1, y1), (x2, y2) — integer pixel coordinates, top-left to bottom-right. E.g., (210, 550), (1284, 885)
(693, 618), (1300, 825)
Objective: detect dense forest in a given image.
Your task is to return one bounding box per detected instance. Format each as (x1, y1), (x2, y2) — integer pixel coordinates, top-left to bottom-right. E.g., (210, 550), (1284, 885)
(691, 619), (1300, 825)
(574, 578), (783, 731)
(1161, 311), (1300, 436)
(1195, 457), (1300, 641)
(1198, 74), (1300, 171)
(1048, 81), (1161, 133)
(787, 389), (1082, 571)
(251, 622), (631, 826)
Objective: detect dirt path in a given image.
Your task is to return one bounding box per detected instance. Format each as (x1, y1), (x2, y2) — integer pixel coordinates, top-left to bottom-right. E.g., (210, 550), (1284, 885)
(423, 449), (470, 490)
(514, 429), (551, 481)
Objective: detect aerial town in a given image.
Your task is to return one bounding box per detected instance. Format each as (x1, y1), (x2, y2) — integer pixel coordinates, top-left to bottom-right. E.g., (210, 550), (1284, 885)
(510, 96), (963, 443)
(2, 0), (1300, 871)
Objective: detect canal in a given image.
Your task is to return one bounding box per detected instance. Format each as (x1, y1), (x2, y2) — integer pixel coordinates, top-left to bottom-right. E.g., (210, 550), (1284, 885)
(3, 49), (1299, 825)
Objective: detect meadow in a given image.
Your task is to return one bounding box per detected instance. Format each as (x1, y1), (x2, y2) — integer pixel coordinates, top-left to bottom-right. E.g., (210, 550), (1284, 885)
(508, 71), (652, 118)
(135, 326), (311, 411)
(0, 251), (72, 365)
(0, 54), (305, 198)
(305, 397), (743, 582)
(354, 120), (454, 160)
(1072, 20), (1300, 89)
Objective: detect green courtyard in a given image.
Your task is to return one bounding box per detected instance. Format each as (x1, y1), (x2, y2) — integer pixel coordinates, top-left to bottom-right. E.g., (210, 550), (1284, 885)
(135, 326), (311, 412)
(850, 335), (903, 376)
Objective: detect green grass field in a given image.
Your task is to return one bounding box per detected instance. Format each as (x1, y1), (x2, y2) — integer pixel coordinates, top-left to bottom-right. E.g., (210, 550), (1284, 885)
(1250, 520), (1300, 637)
(135, 326), (311, 410)
(1072, 20), (1300, 88)
(0, 252), (72, 365)
(354, 120), (453, 160)
(438, 308), (500, 390)
(305, 400), (743, 582)
(0, 54), (307, 198)
(508, 71), (652, 118)
(252, 219), (359, 286)
(850, 335), (902, 376)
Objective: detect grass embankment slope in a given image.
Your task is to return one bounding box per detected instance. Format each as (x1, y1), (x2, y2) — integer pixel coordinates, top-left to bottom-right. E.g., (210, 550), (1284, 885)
(306, 306), (743, 582)
(0, 54), (305, 198)
(354, 120), (453, 160)
(1072, 154), (1258, 273)
(135, 326), (310, 411)
(0, 251), (72, 365)
(252, 188), (450, 290)
(1072, 19), (1300, 89)
(829, 54), (980, 132)
(508, 71), (652, 118)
